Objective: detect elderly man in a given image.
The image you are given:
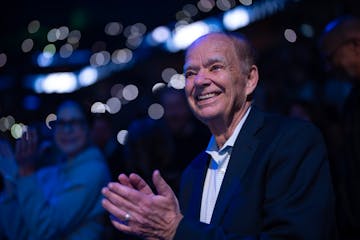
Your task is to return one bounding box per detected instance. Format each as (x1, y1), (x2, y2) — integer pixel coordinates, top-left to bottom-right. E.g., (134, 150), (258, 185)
(102, 32), (336, 239)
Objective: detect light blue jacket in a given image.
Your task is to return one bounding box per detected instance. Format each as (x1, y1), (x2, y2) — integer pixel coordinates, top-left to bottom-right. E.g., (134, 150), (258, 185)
(0, 146), (111, 240)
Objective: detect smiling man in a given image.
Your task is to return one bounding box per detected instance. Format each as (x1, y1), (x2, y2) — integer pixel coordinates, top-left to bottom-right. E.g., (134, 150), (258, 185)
(102, 32), (336, 239)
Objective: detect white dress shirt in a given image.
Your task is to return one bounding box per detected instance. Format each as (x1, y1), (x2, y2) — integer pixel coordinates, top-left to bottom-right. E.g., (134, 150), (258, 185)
(200, 107), (251, 224)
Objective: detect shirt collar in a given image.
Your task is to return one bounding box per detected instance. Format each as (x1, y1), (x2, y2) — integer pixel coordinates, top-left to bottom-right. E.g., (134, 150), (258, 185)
(206, 106), (252, 153)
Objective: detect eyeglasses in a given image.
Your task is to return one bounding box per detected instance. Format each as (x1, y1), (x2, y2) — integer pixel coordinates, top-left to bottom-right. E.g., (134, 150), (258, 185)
(54, 119), (86, 130)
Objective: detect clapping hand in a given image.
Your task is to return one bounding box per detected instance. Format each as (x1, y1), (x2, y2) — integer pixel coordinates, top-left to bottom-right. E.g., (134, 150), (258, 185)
(14, 127), (38, 176)
(0, 127), (39, 180)
(102, 170), (183, 240)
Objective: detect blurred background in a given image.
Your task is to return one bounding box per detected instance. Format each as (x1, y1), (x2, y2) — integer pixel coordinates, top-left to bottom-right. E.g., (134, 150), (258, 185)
(0, 0), (359, 142)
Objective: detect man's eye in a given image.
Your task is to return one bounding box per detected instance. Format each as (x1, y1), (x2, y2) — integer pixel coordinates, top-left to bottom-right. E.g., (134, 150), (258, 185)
(185, 71), (196, 78)
(210, 65), (223, 71)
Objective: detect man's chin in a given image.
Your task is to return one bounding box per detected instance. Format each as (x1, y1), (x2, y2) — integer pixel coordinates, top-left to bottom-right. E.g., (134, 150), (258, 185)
(196, 112), (221, 124)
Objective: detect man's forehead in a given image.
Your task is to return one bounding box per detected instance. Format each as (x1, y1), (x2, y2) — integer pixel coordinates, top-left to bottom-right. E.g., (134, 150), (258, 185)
(188, 34), (231, 51)
(184, 39), (235, 69)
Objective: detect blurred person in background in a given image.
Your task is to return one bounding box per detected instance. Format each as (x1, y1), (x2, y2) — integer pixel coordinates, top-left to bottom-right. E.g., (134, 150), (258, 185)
(91, 113), (125, 181)
(0, 100), (111, 240)
(123, 117), (177, 193)
(159, 87), (210, 173)
(319, 14), (360, 240)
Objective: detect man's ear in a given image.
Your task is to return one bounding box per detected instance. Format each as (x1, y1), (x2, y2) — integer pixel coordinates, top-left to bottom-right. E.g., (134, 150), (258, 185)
(245, 65), (259, 96)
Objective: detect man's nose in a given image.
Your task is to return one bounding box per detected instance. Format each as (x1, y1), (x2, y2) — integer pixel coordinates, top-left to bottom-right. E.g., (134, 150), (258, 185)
(194, 70), (210, 86)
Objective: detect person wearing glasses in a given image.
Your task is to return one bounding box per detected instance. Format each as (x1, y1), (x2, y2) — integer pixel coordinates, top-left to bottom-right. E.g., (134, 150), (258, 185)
(0, 100), (111, 240)
(319, 15), (360, 240)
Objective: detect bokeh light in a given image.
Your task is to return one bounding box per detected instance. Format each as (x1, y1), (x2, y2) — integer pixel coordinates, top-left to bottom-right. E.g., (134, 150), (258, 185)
(105, 22), (123, 36)
(171, 21), (210, 51)
(0, 53), (7, 68)
(59, 43), (73, 58)
(79, 67), (98, 87)
(176, 10), (192, 22)
(0, 116), (15, 132)
(216, 0), (235, 11)
(28, 20), (40, 34)
(47, 28), (59, 42)
(67, 30), (81, 44)
(90, 51), (111, 67)
(112, 48), (133, 64)
(223, 6), (250, 30)
(0, 118), (7, 132)
(168, 74), (186, 89)
(300, 24), (314, 38)
(11, 123), (26, 139)
(148, 103), (164, 120)
(57, 26), (70, 40)
(284, 28), (297, 43)
(21, 39), (34, 53)
(91, 102), (107, 113)
(122, 84), (139, 101)
(183, 4), (198, 17)
(239, 0), (252, 6)
(46, 26), (70, 42)
(126, 36), (143, 49)
(38, 72), (77, 93)
(106, 97), (122, 114)
(37, 52), (54, 67)
(43, 44), (56, 58)
(124, 23), (147, 38)
(152, 82), (166, 94)
(117, 130), (128, 145)
(110, 83), (124, 98)
(197, 0), (215, 12)
(45, 113), (57, 129)
(161, 67), (178, 83)
(150, 26), (171, 45)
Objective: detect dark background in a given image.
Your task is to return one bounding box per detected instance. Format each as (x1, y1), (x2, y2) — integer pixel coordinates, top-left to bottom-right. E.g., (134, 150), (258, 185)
(0, 0), (359, 136)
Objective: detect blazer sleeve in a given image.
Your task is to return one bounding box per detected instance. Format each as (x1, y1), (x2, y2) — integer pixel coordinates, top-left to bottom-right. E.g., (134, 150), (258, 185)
(261, 121), (336, 239)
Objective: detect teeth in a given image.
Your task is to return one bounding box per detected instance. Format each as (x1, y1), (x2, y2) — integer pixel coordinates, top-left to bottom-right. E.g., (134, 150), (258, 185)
(198, 93), (216, 100)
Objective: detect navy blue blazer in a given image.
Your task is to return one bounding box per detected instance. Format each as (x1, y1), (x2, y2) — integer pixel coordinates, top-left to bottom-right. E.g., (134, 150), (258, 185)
(174, 107), (336, 239)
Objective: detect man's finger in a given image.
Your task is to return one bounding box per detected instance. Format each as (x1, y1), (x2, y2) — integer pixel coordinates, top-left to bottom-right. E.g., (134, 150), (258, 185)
(104, 182), (147, 209)
(102, 197), (133, 226)
(118, 174), (132, 188)
(110, 218), (132, 234)
(152, 170), (174, 197)
(129, 173), (153, 194)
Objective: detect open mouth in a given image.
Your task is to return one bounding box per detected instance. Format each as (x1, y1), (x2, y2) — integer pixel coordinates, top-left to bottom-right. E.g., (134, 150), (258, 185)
(196, 92), (220, 101)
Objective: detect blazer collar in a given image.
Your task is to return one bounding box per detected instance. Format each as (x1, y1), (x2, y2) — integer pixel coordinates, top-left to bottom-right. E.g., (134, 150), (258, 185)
(210, 106), (264, 224)
(185, 151), (209, 219)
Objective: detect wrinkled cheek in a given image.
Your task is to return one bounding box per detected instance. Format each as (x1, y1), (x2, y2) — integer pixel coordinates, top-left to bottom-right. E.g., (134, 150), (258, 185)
(187, 100), (198, 113)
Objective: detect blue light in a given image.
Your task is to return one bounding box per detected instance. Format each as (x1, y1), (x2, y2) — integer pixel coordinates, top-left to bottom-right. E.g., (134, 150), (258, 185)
(23, 95), (40, 110)
(37, 52), (54, 67)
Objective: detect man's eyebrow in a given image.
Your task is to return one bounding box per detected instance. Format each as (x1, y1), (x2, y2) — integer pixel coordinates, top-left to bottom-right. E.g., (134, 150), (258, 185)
(183, 64), (196, 72)
(183, 57), (226, 72)
(204, 57), (225, 67)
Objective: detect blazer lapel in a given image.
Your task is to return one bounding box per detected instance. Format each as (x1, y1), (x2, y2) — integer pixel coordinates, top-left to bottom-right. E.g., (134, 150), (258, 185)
(184, 151), (209, 219)
(210, 107), (264, 224)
